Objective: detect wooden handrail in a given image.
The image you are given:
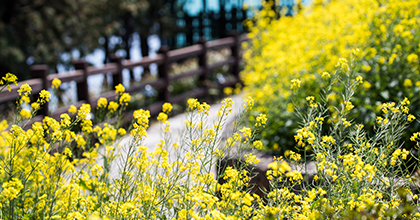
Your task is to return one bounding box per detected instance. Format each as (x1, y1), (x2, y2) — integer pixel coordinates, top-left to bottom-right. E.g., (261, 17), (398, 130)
(0, 32), (248, 121)
(46, 70), (85, 83)
(167, 44), (203, 62)
(123, 55), (164, 70)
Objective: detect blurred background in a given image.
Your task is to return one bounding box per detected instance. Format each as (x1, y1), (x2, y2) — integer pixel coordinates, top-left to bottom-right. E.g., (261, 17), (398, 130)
(0, 0), (307, 80)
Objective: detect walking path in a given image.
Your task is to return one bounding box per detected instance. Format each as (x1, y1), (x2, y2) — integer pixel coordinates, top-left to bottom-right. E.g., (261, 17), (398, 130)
(101, 94), (245, 178)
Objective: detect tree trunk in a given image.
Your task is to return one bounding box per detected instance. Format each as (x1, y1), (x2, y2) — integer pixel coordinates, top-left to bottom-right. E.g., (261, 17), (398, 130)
(140, 33), (150, 82)
(104, 36), (109, 64)
(140, 34), (149, 57)
(123, 16), (135, 82)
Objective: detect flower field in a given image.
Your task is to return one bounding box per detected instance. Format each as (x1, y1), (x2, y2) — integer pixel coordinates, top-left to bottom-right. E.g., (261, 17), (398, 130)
(2, 0), (420, 219)
(243, 0), (420, 155)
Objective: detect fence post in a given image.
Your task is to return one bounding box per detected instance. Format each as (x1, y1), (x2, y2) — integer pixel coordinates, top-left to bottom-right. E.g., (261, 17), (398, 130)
(232, 7), (238, 31)
(73, 60), (90, 105)
(220, 7), (227, 37)
(229, 31), (241, 85)
(109, 55), (123, 88)
(242, 8), (249, 33)
(157, 46), (170, 102)
(198, 37), (210, 101)
(198, 12), (204, 38)
(185, 14), (193, 46)
(30, 65), (49, 116)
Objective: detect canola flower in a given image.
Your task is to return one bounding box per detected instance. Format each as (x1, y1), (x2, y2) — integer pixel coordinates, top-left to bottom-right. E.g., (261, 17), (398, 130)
(2, 0), (420, 218)
(2, 57), (420, 219)
(52, 78), (61, 89)
(242, 0), (420, 157)
(0, 73), (18, 92)
(0, 73), (276, 219)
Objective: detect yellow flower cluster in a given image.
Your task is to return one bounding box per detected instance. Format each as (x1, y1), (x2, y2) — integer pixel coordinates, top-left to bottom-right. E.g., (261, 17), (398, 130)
(0, 72), (18, 92)
(1, 178), (24, 201)
(4, 0), (420, 214)
(52, 78), (61, 89)
(97, 97), (108, 108)
(162, 102), (173, 113)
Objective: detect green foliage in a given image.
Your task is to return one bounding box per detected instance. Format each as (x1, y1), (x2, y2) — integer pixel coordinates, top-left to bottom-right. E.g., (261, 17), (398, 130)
(0, 0), (181, 79)
(242, 0), (420, 157)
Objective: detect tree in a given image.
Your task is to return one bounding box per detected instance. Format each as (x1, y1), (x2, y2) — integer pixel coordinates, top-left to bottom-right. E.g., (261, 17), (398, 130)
(0, 0), (149, 79)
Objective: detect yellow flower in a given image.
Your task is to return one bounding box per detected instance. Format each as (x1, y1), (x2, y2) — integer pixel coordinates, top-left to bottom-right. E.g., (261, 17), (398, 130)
(115, 83), (125, 94)
(322, 135), (336, 145)
(239, 126), (252, 142)
(245, 153), (260, 165)
(97, 97), (108, 108)
(2, 178), (24, 200)
(243, 193), (254, 206)
(108, 101), (119, 113)
(402, 97), (410, 106)
(52, 78), (61, 89)
(376, 116), (384, 124)
(60, 113), (71, 127)
(78, 103), (91, 119)
(31, 102), (40, 111)
(119, 93), (131, 105)
(363, 81), (371, 90)
(411, 132), (420, 142)
(336, 58), (348, 68)
(187, 98), (200, 110)
(63, 147), (73, 157)
(268, 161), (291, 174)
(290, 79), (301, 90)
(162, 102), (173, 113)
(1, 73), (18, 92)
(118, 128), (126, 136)
(342, 118), (351, 128)
(211, 210), (227, 220)
(402, 149), (409, 160)
(403, 78), (412, 87)
(244, 96), (254, 109)
(362, 65), (371, 72)
(20, 109), (31, 119)
(255, 113), (268, 127)
(75, 134), (86, 148)
(38, 90), (51, 103)
(407, 53), (418, 63)
(157, 112), (168, 122)
(289, 151), (301, 161)
(306, 96), (314, 102)
(344, 101), (354, 111)
(408, 114), (416, 122)
(389, 53), (398, 64)
(352, 48), (360, 56)
(321, 72), (330, 79)
(17, 83), (32, 96)
(285, 171), (303, 182)
(68, 105), (77, 114)
(253, 140), (263, 149)
(1, 72), (18, 85)
(223, 87), (233, 95)
(81, 119), (93, 133)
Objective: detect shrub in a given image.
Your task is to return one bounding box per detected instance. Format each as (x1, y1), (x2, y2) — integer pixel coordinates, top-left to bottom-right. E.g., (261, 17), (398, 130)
(242, 0), (420, 156)
(2, 59), (420, 219)
(0, 75), (265, 219)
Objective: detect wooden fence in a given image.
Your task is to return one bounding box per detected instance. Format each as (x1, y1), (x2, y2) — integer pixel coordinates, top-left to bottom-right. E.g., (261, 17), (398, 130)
(0, 33), (248, 122)
(167, 4), (295, 49)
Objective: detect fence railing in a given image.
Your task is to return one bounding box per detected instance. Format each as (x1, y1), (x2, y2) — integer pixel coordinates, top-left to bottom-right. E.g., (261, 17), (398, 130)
(0, 33), (248, 122)
(168, 4), (296, 49)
